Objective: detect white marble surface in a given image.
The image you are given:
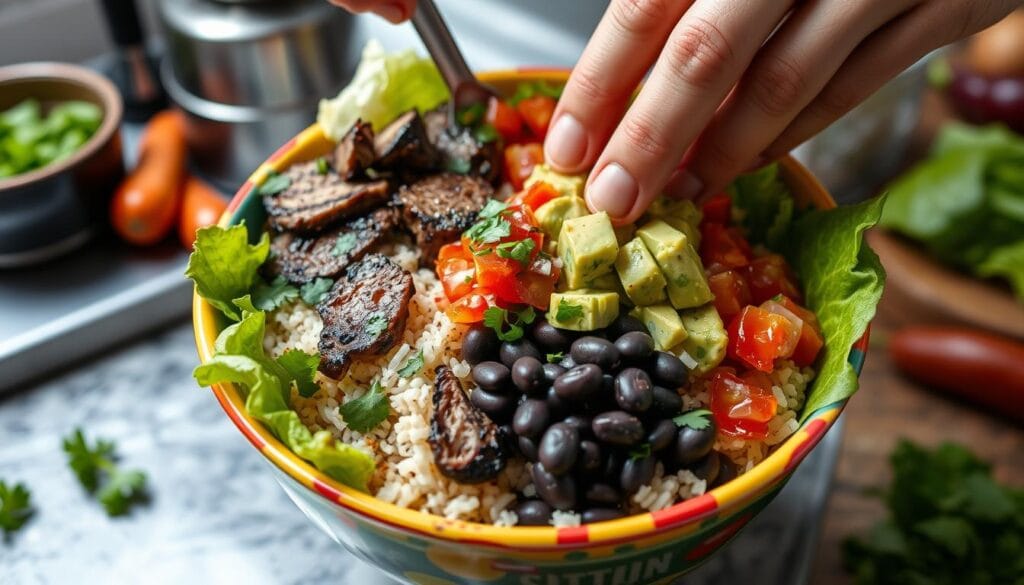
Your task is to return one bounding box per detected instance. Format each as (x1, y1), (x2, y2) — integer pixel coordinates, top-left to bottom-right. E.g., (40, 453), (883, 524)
(0, 321), (842, 584)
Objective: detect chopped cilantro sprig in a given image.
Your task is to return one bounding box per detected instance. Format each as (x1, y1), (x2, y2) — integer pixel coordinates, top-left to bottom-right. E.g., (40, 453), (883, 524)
(62, 429), (148, 517)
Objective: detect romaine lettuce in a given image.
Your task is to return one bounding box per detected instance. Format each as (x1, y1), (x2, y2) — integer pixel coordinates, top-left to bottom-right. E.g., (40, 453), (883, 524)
(186, 224), (270, 321)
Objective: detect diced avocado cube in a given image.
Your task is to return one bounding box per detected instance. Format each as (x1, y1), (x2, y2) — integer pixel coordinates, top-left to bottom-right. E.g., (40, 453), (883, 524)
(676, 304), (727, 374)
(584, 272), (632, 307)
(636, 220), (712, 310)
(535, 195), (589, 240)
(615, 237), (668, 306)
(638, 304), (688, 350)
(614, 224), (636, 246)
(646, 197), (702, 247)
(525, 163), (586, 198)
(558, 212), (619, 289)
(547, 289), (620, 331)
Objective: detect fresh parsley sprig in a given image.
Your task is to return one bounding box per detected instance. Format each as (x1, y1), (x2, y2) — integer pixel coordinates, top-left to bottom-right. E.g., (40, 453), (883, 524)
(673, 409), (713, 430)
(495, 238), (536, 266)
(0, 480), (32, 540)
(339, 380), (390, 434)
(464, 200), (511, 245)
(554, 299), (584, 323)
(256, 171), (291, 196)
(62, 429), (148, 517)
(483, 305), (537, 342)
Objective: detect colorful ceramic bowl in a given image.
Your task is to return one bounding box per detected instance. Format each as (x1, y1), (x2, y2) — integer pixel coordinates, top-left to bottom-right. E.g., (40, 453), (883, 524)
(193, 70), (870, 584)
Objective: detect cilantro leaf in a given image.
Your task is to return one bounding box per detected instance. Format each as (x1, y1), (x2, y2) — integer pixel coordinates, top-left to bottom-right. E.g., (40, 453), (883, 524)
(396, 350), (425, 378)
(546, 352), (564, 363)
(496, 238), (536, 265)
(299, 277), (334, 305)
(478, 199), (508, 219)
(332, 232), (359, 257)
(251, 275), (300, 311)
(61, 428), (148, 517)
(315, 156), (330, 175)
(554, 299), (584, 323)
(276, 349), (321, 398)
(339, 381), (390, 433)
(673, 408), (712, 430)
(0, 480), (33, 539)
(366, 313), (388, 338)
(256, 171), (291, 196)
(465, 215), (511, 245)
(185, 224), (271, 321)
(483, 306), (534, 342)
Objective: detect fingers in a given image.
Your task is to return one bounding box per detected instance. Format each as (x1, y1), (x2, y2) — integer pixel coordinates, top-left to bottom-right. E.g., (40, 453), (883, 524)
(544, 0), (690, 174)
(680, 0), (922, 198)
(585, 0), (794, 224)
(328, 0), (416, 23)
(765, 0), (1024, 157)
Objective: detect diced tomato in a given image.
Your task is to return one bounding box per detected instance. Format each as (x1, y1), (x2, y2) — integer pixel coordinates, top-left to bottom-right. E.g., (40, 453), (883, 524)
(746, 254), (802, 304)
(701, 193), (732, 224)
(486, 97), (523, 142)
(438, 256), (476, 301)
(515, 95), (556, 139)
(437, 242), (470, 264)
(514, 253), (560, 309)
(727, 305), (800, 372)
(709, 368), (778, 440)
(446, 288), (494, 323)
(519, 181), (560, 212)
(504, 142), (544, 190)
(708, 270), (752, 323)
(768, 296), (823, 366)
(701, 223), (752, 270)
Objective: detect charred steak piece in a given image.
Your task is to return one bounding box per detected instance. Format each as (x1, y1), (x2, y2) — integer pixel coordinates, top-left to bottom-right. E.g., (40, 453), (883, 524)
(423, 107), (501, 184)
(373, 110), (439, 172)
(333, 119), (375, 180)
(429, 365), (508, 483)
(264, 159), (389, 233)
(397, 172), (492, 263)
(264, 206), (400, 284)
(317, 254), (414, 379)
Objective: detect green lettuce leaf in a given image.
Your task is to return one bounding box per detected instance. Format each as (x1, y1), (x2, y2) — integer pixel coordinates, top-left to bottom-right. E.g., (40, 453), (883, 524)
(729, 163), (794, 249)
(977, 240), (1024, 299)
(186, 224), (271, 321)
(317, 40), (450, 141)
(277, 349), (320, 398)
(194, 312), (374, 491)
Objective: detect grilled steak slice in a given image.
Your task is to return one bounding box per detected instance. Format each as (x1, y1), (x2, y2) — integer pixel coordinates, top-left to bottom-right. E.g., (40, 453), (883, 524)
(317, 254), (414, 379)
(373, 110), (439, 171)
(263, 159), (390, 233)
(423, 106), (501, 184)
(333, 119), (375, 180)
(397, 173), (492, 263)
(429, 365), (508, 483)
(264, 206), (400, 284)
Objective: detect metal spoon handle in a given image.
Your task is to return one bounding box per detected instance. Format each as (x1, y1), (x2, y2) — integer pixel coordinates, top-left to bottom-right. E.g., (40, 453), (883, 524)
(412, 0), (493, 108)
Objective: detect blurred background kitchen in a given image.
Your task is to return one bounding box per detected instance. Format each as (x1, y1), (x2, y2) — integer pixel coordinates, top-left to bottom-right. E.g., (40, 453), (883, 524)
(0, 1), (1021, 584)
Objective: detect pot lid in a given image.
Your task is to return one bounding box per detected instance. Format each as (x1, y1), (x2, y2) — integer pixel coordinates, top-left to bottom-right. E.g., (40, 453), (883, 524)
(159, 0), (340, 43)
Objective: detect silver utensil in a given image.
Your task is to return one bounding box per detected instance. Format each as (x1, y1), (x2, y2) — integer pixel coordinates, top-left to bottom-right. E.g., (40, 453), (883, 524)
(411, 0), (497, 111)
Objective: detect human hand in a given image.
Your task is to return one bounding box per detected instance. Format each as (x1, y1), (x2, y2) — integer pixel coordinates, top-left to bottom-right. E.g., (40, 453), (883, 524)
(327, 0), (417, 23)
(545, 0), (1022, 224)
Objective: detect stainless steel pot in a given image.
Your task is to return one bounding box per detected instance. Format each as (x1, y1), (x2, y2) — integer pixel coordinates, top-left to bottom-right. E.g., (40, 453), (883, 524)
(158, 0), (351, 190)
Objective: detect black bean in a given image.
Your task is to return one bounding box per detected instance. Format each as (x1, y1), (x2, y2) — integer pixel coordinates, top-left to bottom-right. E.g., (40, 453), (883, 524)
(553, 364), (603, 401)
(515, 499), (553, 526)
(518, 435), (539, 462)
(614, 368), (654, 414)
(620, 455), (656, 495)
(500, 339), (542, 368)
(542, 363), (566, 385)
(584, 482), (621, 506)
(538, 423), (579, 475)
(582, 508), (625, 524)
(558, 355), (577, 370)
(652, 351), (689, 388)
(512, 399), (550, 439)
(592, 411), (645, 446)
(607, 314), (647, 339)
(532, 463), (577, 510)
(603, 450), (626, 478)
(511, 356), (546, 394)
(651, 386), (683, 417)
(472, 361), (511, 393)
(614, 331), (655, 365)
(673, 421), (717, 466)
(462, 325), (499, 365)
(647, 419), (678, 452)
(690, 451), (721, 486)
(531, 320), (576, 351)
(712, 456), (739, 489)
(570, 336), (621, 370)
(562, 415), (593, 438)
(470, 388), (515, 421)
(545, 386), (568, 418)
(577, 440), (602, 473)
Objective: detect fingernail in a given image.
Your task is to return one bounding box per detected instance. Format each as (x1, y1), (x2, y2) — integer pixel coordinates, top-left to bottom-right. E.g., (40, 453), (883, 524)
(375, 2), (405, 22)
(587, 163), (638, 219)
(544, 114), (587, 170)
(671, 170), (703, 200)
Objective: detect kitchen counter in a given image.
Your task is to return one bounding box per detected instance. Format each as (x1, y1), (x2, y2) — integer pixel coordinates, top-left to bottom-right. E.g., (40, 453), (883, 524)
(0, 320), (843, 584)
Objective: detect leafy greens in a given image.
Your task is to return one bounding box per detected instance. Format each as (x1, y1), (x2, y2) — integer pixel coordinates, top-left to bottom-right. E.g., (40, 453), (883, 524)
(0, 480), (32, 539)
(185, 224), (270, 321)
(62, 429), (148, 516)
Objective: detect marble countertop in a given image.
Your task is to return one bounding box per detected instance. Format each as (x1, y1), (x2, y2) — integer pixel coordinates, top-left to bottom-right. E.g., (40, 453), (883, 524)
(0, 321), (842, 584)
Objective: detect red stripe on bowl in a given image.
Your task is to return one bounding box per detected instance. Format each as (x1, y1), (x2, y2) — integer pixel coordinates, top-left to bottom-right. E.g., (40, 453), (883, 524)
(556, 526), (589, 545)
(228, 180), (252, 213)
(211, 387), (266, 449)
(784, 418), (828, 472)
(268, 137), (299, 163)
(313, 478), (343, 501)
(853, 325), (871, 353)
(650, 493), (717, 528)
